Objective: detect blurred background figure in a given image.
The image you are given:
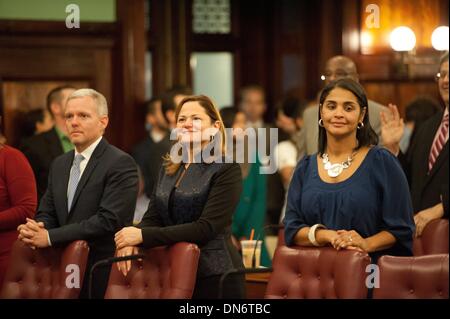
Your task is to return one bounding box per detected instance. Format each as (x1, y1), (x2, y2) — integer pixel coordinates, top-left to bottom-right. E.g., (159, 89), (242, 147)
(239, 85), (268, 129)
(275, 96), (307, 187)
(220, 106), (271, 267)
(300, 55), (385, 156)
(17, 108), (54, 144)
(161, 85), (193, 129)
(0, 118), (37, 288)
(239, 85), (285, 234)
(399, 96), (441, 153)
(133, 167), (151, 225)
(20, 85), (76, 201)
(132, 97), (171, 198)
(274, 96), (308, 222)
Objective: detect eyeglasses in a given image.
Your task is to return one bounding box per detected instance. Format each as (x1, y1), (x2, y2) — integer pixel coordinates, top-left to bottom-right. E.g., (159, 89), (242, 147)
(435, 70), (449, 82)
(320, 70), (355, 81)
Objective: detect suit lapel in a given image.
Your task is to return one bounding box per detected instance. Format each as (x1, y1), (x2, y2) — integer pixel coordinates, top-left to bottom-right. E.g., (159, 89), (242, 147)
(68, 138), (107, 215)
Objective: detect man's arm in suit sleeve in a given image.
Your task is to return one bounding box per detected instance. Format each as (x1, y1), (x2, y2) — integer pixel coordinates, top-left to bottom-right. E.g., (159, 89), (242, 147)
(139, 163), (242, 248)
(34, 161), (60, 230)
(47, 155), (139, 245)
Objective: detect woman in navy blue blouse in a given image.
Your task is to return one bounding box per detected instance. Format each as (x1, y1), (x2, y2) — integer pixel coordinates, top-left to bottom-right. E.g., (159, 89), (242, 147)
(284, 79), (414, 260)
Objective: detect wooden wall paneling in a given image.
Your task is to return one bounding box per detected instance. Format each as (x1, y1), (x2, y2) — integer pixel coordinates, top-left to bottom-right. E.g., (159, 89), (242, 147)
(0, 20), (118, 147)
(364, 80), (441, 117)
(172, 0), (189, 87)
(238, 0), (274, 120)
(319, 0), (343, 70)
(188, 0), (241, 106)
(1, 80), (89, 147)
(341, 0), (448, 116)
(149, 0), (174, 95)
(116, 0), (147, 151)
(360, 0), (444, 54)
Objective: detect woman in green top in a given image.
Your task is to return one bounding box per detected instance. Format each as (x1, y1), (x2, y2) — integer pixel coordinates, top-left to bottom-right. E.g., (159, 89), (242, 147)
(220, 107), (271, 267)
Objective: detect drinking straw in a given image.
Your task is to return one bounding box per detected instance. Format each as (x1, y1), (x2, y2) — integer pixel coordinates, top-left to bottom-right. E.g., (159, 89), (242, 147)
(249, 228), (255, 241)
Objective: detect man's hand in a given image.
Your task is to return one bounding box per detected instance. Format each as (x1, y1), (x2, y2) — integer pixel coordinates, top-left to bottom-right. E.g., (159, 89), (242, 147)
(115, 227), (143, 250)
(380, 103), (404, 155)
(414, 203), (444, 237)
(18, 218), (49, 249)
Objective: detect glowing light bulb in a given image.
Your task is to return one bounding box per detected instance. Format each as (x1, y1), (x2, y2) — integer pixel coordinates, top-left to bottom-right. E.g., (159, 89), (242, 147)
(390, 26), (416, 52)
(431, 26), (449, 51)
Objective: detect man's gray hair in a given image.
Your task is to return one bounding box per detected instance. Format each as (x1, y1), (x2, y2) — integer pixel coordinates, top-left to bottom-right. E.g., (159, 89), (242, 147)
(67, 88), (108, 116)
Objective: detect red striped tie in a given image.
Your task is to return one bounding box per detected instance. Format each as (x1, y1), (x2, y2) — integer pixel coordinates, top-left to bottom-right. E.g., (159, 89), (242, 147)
(428, 113), (449, 171)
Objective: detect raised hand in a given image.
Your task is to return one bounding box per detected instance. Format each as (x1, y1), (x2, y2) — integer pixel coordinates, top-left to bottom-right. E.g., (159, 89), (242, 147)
(380, 104), (404, 155)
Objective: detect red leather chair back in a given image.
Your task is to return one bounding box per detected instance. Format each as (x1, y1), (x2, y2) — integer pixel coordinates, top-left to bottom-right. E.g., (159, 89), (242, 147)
(413, 219), (449, 256)
(105, 242), (200, 299)
(1, 240), (89, 299)
(277, 227), (285, 247)
(373, 254), (449, 299)
(265, 246), (371, 299)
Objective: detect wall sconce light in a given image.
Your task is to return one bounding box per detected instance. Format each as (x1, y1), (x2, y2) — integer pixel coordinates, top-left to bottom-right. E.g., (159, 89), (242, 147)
(431, 26), (449, 51)
(389, 26), (416, 78)
(388, 26), (448, 79)
(389, 26), (416, 52)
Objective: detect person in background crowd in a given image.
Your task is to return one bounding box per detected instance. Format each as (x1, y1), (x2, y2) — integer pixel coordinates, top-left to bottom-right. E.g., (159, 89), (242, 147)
(17, 108), (54, 143)
(274, 96), (307, 222)
(299, 55), (385, 156)
(132, 97), (171, 198)
(133, 167), (150, 225)
(239, 85), (285, 232)
(20, 85), (76, 200)
(220, 106), (271, 267)
(275, 96), (307, 188)
(161, 85), (192, 129)
(399, 96), (440, 153)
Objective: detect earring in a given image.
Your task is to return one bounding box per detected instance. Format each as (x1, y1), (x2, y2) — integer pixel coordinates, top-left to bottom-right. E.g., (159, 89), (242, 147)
(318, 119), (324, 127)
(357, 122), (364, 129)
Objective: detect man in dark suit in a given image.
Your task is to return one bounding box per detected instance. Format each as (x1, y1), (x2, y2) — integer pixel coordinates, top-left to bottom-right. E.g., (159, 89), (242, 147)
(18, 88), (138, 298)
(132, 97), (171, 198)
(20, 85), (76, 201)
(382, 51), (448, 237)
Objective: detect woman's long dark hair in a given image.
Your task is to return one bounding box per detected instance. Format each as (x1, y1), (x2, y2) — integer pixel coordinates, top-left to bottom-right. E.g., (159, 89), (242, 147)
(318, 78), (378, 155)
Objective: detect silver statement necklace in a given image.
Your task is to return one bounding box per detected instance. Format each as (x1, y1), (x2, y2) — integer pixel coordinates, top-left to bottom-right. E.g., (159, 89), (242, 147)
(322, 151), (357, 178)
